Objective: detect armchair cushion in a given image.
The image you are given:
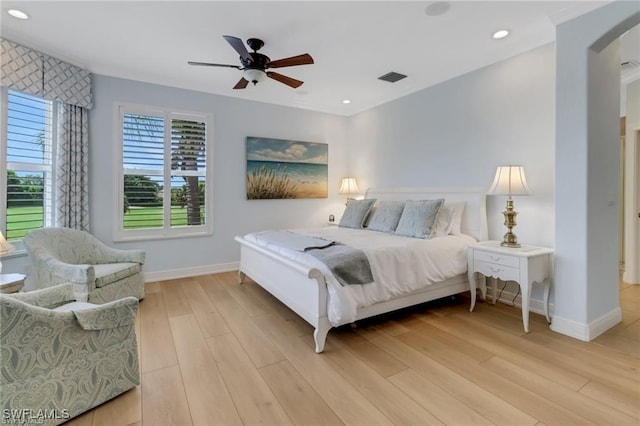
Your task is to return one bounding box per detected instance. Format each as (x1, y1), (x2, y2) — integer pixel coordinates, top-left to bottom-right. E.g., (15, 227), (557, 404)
(94, 263), (141, 288)
(52, 297), (137, 330)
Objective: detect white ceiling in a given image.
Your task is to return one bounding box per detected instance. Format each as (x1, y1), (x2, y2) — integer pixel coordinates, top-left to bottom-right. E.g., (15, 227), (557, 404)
(1, 1), (633, 116)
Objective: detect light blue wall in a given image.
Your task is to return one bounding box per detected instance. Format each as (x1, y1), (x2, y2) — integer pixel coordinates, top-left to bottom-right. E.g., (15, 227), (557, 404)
(88, 76), (349, 277)
(3, 45), (556, 282)
(554, 1), (640, 338)
(348, 43), (556, 249)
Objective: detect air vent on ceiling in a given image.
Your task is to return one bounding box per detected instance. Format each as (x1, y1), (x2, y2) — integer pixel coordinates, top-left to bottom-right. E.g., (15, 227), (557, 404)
(621, 60), (640, 70)
(378, 72), (407, 83)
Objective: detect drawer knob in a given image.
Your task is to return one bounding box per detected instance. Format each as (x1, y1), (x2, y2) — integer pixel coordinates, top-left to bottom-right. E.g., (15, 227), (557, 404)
(489, 267), (503, 274)
(490, 255), (502, 262)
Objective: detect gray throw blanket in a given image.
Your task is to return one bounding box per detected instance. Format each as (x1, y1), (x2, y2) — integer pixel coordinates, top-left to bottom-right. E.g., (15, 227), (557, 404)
(305, 244), (374, 286)
(254, 230), (336, 251)
(252, 230), (373, 286)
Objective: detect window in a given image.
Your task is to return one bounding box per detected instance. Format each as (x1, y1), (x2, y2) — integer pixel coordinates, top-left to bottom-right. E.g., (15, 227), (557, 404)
(2, 89), (55, 242)
(116, 103), (212, 240)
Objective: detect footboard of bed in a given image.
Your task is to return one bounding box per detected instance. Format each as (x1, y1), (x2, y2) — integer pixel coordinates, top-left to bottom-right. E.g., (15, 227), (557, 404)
(235, 235), (332, 353)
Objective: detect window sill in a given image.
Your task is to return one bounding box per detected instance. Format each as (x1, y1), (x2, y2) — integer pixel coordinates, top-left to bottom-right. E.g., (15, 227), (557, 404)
(0, 249), (27, 260)
(113, 228), (213, 243)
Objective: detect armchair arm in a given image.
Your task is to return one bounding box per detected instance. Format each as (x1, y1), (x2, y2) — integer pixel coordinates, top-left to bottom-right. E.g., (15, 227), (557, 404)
(7, 283), (76, 308)
(72, 297), (139, 330)
(38, 255), (96, 285)
(94, 243), (146, 265)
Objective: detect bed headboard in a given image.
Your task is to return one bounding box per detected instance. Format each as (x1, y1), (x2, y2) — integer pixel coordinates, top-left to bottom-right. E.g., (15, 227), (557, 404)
(364, 187), (488, 241)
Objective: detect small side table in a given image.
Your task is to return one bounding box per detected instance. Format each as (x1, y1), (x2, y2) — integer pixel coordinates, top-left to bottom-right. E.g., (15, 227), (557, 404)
(468, 241), (553, 332)
(0, 273), (26, 294)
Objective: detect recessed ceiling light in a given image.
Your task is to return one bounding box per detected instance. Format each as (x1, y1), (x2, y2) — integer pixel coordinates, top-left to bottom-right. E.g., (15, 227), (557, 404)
(342, 99), (351, 104)
(8, 9), (29, 20)
(492, 30), (510, 40)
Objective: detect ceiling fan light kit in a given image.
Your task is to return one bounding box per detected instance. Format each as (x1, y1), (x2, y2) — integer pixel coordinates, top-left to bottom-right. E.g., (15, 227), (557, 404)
(243, 69), (267, 85)
(188, 35), (314, 90)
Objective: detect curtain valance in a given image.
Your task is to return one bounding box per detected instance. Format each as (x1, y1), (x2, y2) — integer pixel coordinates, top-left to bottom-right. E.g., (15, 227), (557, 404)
(0, 38), (92, 109)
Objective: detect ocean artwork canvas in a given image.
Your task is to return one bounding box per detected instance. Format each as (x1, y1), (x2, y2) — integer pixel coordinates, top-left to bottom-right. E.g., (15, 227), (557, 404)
(246, 137), (328, 199)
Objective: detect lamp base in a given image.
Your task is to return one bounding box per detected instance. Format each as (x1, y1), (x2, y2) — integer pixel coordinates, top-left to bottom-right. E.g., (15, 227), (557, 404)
(501, 197), (521, 248)
(500, 233), (521, 248)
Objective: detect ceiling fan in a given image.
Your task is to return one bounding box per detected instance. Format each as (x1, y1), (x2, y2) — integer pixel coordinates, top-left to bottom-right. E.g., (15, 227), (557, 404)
(188, 35), (314, 90)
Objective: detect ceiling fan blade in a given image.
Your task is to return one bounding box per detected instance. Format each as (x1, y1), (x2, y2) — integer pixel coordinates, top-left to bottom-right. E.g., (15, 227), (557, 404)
(233, 78), (249, 90)
(267, 72), (304, 89)
(267, 53), (314, 68)
(223, 35), (251, 62)
(188, 61), (241, 69)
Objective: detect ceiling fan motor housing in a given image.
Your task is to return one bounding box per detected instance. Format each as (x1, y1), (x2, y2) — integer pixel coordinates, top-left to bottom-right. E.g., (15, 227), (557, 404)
(241, 52), (270, 70)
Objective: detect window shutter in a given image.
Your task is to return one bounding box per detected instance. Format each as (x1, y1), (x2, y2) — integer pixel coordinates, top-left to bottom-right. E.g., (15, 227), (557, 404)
(170, 118), (207, 227)
(122, 113), (164, 229)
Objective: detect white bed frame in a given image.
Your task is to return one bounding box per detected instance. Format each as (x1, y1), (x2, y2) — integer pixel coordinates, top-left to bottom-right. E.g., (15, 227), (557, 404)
(235, 187), (488, 353)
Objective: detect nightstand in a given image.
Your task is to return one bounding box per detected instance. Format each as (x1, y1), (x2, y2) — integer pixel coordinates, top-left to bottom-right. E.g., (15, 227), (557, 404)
(468, 241), (553, 332)
(0, 273), (26, 294)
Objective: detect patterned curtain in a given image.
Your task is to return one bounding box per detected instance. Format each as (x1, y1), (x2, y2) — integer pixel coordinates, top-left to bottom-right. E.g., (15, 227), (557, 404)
(56, 104), (90, 230)
(2, 38), (93, 231)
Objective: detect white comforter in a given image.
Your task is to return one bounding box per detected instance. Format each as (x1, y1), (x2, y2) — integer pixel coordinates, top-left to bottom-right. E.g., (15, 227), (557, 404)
(245, 227), (476, 326)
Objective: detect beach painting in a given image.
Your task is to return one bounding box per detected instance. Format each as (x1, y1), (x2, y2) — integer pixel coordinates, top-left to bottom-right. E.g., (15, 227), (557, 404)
(246, 137), (328, 199)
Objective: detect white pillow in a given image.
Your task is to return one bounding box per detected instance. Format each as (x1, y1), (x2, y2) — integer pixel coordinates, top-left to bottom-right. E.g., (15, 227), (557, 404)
(447, 202), (465, 235)
(432, 202), (466, 237)
(433, 205), (455, 237)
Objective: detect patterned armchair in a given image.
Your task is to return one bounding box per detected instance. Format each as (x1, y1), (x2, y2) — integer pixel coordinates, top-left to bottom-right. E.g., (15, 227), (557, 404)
(24, 228), (145, 303)
(0, 284), (140, 425)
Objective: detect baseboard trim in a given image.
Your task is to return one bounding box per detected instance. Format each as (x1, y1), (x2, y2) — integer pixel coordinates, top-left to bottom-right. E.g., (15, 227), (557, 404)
(550, 308), (622, 341)
(144, 262), (240, 282)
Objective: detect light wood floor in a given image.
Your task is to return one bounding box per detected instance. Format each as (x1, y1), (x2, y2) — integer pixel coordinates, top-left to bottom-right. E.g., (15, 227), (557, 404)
(67, 272), (639, 426)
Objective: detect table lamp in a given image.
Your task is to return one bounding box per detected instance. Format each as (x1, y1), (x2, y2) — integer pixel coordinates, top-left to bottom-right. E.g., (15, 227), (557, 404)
(339, 177), (359, 204)
(487, 165), (531, 248)
(0, 231), (15, 274)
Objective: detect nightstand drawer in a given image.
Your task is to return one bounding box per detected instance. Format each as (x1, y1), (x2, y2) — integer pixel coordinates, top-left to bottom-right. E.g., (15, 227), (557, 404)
(474, 261), (519, 282)
(474, 250), (520, 268)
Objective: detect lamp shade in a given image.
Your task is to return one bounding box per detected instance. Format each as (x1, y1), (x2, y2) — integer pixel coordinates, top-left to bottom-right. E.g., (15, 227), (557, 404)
(487, 166), (531, 196)
(0, 231), (15, 255)
(339, 177), (359, 195)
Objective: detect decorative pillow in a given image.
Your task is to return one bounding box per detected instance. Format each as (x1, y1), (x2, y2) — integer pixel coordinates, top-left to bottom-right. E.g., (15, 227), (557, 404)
(432, 202), (466, 237)
(339, 199), (377, 229)
(395, 199), (444, 238)
(446, 202), (466, 235)
(432, 204), (455, 238)
(362, 206), (377, 228)
(367, 201), (406, 232)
